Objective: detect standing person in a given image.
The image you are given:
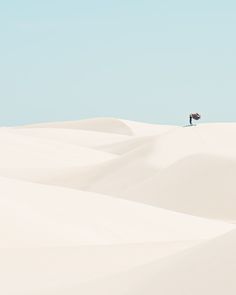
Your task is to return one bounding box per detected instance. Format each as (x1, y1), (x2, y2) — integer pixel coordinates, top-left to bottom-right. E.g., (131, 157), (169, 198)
(189, 113), (201, 125)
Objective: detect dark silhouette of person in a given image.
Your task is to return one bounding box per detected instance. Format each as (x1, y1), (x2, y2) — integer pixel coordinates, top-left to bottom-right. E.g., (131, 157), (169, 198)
(189, 113), (201, 125)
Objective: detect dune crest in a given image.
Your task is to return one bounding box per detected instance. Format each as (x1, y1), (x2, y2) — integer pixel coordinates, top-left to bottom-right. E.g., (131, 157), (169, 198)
(23, 118), (135, 135)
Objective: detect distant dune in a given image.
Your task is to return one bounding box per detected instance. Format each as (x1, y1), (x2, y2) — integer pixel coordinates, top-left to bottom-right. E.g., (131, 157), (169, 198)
(0, 118), (235, 294)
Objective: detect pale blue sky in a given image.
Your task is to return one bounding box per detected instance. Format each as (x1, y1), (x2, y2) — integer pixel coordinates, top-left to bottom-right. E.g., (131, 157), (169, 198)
(0, 1), (236, 125)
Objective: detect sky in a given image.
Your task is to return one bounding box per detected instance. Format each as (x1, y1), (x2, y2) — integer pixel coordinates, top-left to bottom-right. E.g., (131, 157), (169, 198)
(0, 0), (236, 126)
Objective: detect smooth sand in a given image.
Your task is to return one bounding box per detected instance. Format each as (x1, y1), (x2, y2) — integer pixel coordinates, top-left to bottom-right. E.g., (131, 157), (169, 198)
(0, 118), (235, 294)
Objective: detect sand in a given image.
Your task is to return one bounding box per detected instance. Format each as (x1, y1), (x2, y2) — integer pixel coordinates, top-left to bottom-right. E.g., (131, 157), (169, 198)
(0, 118), (235, 294)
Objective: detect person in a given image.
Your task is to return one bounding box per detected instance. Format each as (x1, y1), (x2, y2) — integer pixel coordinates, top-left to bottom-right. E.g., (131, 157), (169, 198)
(189, 114), (193, 125)
(189, 113), (201, 125)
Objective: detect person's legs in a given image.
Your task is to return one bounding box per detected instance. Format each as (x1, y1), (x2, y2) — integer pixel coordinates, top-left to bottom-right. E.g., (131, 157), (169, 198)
(189, 115), (192, 125)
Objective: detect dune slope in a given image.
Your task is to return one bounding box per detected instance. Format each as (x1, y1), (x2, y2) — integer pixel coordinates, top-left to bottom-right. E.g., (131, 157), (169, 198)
(73, 229), (236, 295)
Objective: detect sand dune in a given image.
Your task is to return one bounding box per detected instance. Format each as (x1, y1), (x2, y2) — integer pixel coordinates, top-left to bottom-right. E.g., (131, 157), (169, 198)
(0, 128), (116, 168)
(0, 118), (235, 294)
(124, 154), (236, 220)
(22, 117), (175, 136)
(0, 176), (231, 248)
(22, 118), (135, 135)
(11, 127), (129, 149)
(71, 229), (236, 295)
(0, 241), (199, 295)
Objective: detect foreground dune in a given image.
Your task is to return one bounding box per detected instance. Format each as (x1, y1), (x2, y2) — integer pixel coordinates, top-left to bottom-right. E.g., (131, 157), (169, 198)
(0, 118), (236, 294)
(72, 229), (236, 295)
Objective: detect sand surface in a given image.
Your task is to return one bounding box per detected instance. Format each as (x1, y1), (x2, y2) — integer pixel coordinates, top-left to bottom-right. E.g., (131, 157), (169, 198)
(1, 118), (236, 294)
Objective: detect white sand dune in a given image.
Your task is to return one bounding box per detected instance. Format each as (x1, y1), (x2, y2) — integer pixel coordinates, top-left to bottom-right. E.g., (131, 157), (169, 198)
(0, 128), (116, 168)
(0, 176), (231, 248)
(0, 118), (236, 294)
(0, 241), (199, 295)
(68, 229), (236, 295)
(123, 154), (236, 220)
(22, 117), (175, 136)
(11, 127), (130, 149)
(22, 118), (135, 135)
